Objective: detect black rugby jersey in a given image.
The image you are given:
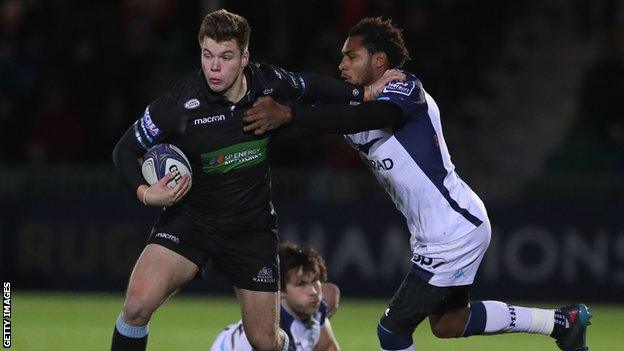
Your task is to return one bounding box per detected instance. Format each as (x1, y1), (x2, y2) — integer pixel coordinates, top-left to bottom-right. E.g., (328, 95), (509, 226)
(113, 63), (363, 227)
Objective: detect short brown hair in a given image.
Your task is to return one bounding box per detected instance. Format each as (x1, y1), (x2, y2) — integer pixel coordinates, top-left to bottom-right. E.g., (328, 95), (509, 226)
(279, 242), (328, 291)
(198, 9), (250, 53)
(349, 17), (411, 68)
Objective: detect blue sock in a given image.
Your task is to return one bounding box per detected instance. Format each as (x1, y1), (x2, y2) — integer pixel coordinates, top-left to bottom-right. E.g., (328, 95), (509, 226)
(462, 301), (487, 336)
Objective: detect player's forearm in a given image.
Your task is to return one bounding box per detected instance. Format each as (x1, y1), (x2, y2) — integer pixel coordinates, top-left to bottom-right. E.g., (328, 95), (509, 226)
(290, 101), (407, 133)
(112, 127), (148, 192)
(299, 72), (365, 103)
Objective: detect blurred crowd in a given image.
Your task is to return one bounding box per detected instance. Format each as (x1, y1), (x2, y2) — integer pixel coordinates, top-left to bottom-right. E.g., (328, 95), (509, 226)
(1, 0), (622, 181)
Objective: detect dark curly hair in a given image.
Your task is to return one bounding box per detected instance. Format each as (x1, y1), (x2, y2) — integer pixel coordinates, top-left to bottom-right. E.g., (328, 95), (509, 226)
(348, 17), (411, 68)
(279, 242), (328, 291)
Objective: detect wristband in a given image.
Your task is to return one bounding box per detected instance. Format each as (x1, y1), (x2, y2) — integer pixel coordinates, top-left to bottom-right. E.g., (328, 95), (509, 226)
(141, 187), (151, 206)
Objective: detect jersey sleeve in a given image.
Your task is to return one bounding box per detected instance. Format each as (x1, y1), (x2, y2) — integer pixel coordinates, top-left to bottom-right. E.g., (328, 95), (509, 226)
(258, 63), (365, 104)
(377, 79), (427, 117)
(131, 93), (184, 151)
(257, 63), (306, 103)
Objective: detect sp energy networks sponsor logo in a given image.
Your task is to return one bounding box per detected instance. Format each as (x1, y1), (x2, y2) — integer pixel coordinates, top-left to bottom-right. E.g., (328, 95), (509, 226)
(201, 139), (268, 174)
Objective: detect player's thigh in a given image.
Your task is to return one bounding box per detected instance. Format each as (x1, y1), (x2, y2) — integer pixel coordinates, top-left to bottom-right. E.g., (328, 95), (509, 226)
(237, 288), (280, 338)
(126, 243), (199, 307)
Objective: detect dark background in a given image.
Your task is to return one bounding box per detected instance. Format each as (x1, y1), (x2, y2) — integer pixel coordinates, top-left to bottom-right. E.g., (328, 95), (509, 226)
(1, 0), (623, 301)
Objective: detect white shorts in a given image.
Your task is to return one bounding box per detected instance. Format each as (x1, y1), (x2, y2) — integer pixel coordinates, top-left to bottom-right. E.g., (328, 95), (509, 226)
(411, 220), (491, 287)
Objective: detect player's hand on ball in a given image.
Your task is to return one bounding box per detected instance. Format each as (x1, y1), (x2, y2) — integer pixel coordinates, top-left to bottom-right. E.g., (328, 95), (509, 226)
(139, 173), (191, 206)
(242, 96), (292, 136)
(367, 69), (406, 100)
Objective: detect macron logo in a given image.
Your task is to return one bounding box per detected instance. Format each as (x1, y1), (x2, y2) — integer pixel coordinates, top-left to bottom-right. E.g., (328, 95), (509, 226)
(154, 232), (180, 244)
(194, 115), (226, 125)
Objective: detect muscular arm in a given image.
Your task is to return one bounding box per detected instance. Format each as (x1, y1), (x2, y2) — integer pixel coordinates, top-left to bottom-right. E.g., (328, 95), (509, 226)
(244, 98), (407, 135)
(299, 72), (365, 103)
(262, 64), (403, 104)
(290, 101), (407, 133)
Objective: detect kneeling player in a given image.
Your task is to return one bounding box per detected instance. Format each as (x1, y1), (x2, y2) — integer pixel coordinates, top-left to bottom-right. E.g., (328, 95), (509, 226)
(210, 243), (340, 351)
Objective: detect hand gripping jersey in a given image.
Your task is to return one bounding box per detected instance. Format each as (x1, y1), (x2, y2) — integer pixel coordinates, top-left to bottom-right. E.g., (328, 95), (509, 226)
(344, 72), (489, 260)
(131, 63), (307, 227)
(210, 302), (328, 351)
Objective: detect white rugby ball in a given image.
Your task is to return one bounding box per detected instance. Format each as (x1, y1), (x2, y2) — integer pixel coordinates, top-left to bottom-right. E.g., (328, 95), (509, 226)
(141, 144), (192, 189)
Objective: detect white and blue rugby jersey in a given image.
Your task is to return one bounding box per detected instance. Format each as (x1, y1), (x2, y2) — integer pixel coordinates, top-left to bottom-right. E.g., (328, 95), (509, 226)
(210, 302), (328, 351)
(345, 73), (488, 247)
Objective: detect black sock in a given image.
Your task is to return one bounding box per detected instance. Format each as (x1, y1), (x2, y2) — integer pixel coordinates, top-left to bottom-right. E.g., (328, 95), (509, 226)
(111, 326), (148, 351)
(550, 309), (567, 339)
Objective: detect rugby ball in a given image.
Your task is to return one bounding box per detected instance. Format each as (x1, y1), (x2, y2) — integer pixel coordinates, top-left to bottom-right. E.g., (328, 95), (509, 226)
(141, 144), (192, 189)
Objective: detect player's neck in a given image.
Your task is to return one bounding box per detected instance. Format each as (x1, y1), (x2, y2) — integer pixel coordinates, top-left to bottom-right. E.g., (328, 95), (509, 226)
(281, 301), (312, 322)
(223, 72), (248, 103)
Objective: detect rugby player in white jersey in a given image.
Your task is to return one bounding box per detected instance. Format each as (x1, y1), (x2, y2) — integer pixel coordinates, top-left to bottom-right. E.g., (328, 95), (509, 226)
(242, 17), (592, 351)
(210, 243), (340, 351)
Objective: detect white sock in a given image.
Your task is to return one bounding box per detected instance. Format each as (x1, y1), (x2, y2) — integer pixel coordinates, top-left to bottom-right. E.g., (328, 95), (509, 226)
(481, 301), (554, 335)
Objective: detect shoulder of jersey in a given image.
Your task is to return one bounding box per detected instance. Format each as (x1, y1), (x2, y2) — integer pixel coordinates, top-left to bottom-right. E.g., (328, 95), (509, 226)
(382, 72), (423, 98)
(163, 72), (204, 110)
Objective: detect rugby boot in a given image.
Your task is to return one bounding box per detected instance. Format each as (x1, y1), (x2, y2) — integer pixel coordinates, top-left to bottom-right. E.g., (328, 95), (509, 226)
(554, 303), (592, 351)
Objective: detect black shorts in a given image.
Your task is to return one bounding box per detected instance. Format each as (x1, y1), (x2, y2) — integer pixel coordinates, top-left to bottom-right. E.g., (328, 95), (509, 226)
(147, 206), (279, 292)
(381, 264), (471, 333)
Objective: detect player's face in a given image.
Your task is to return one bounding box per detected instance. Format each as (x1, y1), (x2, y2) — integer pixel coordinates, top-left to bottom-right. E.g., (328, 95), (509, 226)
(281, 268), (322, 320)
(200, 37), (249, 94)
(339, 35), (376, 86)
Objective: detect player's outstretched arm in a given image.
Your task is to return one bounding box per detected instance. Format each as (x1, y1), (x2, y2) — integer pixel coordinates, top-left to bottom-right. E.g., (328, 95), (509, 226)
(299, 69), (404, 102)
(243, 97), (407, 136)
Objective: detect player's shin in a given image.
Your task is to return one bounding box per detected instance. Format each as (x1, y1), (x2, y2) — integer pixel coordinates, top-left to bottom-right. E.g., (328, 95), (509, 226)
(462, 301), (554, 336)
(111, 313), (149, 351)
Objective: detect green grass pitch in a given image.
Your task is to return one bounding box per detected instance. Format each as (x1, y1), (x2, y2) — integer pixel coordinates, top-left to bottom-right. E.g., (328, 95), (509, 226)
(11, 292), (622, 350)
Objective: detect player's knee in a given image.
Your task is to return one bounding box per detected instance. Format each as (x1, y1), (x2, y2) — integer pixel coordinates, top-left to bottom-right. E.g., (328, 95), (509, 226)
(430, 322), (462, 339)
(378, 316), (414, 350)
(122, 289), (158, 325)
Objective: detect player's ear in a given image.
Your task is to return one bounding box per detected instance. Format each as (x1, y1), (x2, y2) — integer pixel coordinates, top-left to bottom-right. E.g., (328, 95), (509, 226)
(373, 51), (387, 69)
(241, 48), (250, 67)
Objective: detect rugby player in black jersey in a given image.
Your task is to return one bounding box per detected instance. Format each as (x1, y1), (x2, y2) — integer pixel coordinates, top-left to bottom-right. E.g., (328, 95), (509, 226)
(110, 9), (402, 351)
